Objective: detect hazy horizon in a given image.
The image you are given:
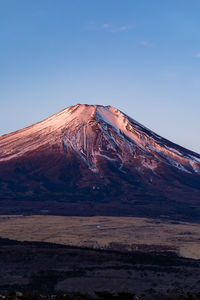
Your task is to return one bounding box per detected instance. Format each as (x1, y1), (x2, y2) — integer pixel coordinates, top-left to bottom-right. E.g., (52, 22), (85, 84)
(1, 0), (200, 153)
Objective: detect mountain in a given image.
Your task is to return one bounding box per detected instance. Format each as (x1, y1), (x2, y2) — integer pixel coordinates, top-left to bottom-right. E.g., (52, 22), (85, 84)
(0, 104), (200, 220)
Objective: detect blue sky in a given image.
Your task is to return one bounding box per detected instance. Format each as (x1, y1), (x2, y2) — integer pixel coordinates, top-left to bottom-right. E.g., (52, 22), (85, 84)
(0, 0), (200, 153)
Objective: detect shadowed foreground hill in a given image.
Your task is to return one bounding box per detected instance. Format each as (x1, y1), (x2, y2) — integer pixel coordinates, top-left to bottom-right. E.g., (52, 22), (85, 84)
(1, 238), (200, 299)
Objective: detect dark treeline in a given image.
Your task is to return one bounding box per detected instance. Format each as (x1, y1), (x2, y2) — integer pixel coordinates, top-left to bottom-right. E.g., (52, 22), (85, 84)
(1, 291), (200, 300)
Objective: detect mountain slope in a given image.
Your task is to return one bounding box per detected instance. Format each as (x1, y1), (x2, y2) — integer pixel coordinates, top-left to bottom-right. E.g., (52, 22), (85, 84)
(0, 104), (200, 220)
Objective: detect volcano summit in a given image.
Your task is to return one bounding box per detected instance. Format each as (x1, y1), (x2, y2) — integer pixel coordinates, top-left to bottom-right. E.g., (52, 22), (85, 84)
(0, 104), (200, 219)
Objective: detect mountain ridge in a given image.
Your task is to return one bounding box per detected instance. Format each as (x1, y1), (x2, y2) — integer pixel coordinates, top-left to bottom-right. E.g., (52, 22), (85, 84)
(1, 104), (200, 164)
(0, 104), (200, 220)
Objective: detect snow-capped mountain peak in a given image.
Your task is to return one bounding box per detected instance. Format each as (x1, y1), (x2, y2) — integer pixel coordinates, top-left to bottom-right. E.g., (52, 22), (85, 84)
(0, 104), (200, 176)
(1, 104), (200, 220)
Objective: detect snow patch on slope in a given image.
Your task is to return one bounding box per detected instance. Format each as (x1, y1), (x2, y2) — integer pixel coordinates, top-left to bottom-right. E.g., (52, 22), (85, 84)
(96, 106), (200, 174)
(96, 106), (147, 151)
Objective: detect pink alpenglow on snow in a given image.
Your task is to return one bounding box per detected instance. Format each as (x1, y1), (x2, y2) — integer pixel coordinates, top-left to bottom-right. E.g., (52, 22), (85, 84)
(0, 104), (200, 220)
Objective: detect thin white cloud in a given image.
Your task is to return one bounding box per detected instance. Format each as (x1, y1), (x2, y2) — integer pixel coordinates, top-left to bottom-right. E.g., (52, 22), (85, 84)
(196, 52), (200, 58)
(86, 22), (133, 33)
(110, 25), (133, 33)
(101, 23), (111, 29)
(139, 40), (151, 47)
(140, 40), (148, 46)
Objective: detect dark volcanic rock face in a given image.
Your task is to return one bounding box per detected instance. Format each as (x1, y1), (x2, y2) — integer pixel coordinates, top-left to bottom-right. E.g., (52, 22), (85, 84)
(0, 104), (200, 219)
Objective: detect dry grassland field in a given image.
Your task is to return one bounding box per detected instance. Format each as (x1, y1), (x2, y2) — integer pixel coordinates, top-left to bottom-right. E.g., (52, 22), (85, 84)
(0, 215), (200, 259)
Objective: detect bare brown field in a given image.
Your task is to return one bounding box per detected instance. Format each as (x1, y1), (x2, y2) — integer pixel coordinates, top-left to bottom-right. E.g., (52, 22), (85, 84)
(0, 215), (200, 259)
